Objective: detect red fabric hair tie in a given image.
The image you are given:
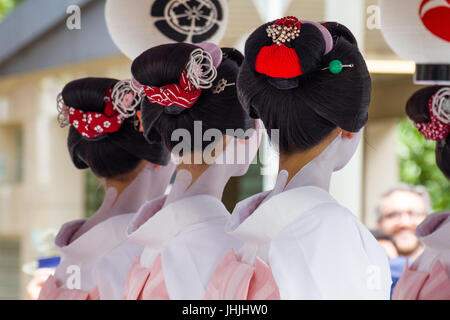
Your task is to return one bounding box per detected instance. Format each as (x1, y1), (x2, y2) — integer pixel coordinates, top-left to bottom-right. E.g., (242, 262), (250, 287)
(68, 88), (125, 139)
(140, 46), (218, 111)
(414, 93), (450, 141)
(255, 16), (303, 78)
(142, 71), (201, 109)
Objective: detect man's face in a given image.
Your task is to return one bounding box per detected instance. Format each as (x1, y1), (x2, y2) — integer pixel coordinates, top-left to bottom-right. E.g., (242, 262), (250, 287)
(378, 190), (427, 256)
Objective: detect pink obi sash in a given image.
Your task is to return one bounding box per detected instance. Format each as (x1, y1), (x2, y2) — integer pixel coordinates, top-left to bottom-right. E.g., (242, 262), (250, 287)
(123, 254), (169, 300)
(38, 275), (99, 300)
(393, 260), (450, 300)
(204, 249), (280, 300)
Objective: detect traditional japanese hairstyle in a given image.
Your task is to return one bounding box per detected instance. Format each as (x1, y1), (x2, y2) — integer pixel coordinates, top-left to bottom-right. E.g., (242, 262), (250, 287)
(131, 43), (254, 152)
(57, 77), (170, 179)
(237, 18), (371, 153)
(406, 86), (450, 179)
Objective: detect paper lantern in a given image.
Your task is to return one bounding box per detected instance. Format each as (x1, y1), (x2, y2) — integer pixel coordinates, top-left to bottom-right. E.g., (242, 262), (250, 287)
(379, 0), (450, 84)
(105, 0), (229, 60)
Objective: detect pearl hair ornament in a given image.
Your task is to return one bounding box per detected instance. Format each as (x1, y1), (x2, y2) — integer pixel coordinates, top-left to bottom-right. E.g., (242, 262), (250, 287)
(266, 16), (301, 46)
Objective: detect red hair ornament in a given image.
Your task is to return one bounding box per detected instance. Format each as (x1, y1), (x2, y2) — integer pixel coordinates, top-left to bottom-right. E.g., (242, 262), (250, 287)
(255, 17), (334, 79)
(138, 44), (221, 114)
(57, 80), (143, 140)
(66, 88), (125, 139)
(255, 17), (303, 78)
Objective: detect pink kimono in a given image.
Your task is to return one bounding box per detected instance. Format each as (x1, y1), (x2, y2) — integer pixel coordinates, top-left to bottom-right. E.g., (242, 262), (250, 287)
(39, 163), (175, 300)
(393, 211), (450, 300)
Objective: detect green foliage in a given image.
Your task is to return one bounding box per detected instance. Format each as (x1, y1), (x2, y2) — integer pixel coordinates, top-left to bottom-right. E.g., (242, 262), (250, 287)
(397, 118), (450, 212)
(0, 0), (22, 21)
(84, 171), (105, 218)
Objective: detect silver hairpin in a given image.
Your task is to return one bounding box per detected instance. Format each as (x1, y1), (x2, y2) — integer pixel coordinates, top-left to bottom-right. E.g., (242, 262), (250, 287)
(431, 87), (450, 125)
(185, 48), (218, 90)
(212, 78), (236, 94)
(111, 79), (143, 119)
(56, 93), (70, 128)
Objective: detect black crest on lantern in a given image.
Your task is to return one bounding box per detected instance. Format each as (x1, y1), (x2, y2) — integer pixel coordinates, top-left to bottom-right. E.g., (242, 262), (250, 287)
(151, 0), (224, 43)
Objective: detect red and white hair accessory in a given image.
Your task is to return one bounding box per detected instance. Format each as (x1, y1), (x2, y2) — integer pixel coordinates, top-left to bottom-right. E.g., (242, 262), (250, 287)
(57, 88), (126, 139)
(255, 16), (334, 79)
(414, 88), (450, 141)
(139, 44), (220, 112)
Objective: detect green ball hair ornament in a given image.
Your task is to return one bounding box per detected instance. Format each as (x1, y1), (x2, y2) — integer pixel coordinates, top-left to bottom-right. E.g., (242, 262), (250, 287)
(322, 60), (354, 74)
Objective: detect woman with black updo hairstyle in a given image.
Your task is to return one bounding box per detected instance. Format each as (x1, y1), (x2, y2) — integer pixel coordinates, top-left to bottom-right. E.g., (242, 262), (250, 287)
(39, 77), (175, 300)
(405, 86), (450, 179)
(393, 86), (450, 300)
(121, 43), (261, 300)
(203, 18), (392, 300)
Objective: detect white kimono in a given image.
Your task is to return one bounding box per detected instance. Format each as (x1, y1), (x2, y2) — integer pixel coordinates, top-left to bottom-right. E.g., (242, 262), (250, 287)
(52, 213), (138, 293)
(39, 162), (175, 299)
(124, 193), (241, 299)
(210, 131), (392, 299)
(122, 126), (262, 299)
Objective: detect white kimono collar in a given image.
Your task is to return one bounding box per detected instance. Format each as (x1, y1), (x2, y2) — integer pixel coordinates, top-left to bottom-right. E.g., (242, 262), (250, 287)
(127, 194), (230, 249)
(226, 131), (362, 253)
(55, 213), (135, 261)
(163, 121), (262, 205)
(55, 162), (175, 245)
(227, 185), (335, 245)
(415, 211), (450, 252)
(280, 130), (362, 193)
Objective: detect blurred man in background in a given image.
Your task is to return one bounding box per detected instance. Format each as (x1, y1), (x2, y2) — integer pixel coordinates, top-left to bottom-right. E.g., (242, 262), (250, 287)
(377, 184), (431, 261)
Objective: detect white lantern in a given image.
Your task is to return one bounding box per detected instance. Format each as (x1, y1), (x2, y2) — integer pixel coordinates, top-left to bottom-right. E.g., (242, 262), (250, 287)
(105, 0), (229, 60)
(379, 0), (450, 84)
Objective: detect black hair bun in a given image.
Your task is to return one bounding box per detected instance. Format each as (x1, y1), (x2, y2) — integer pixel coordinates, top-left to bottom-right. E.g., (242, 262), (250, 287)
(237, 18), (371, 154)
(62, 77), (170, 178)
(132, 43), (253, 153)
(321, 21), (358, 46)
(221, 47), (244, 66)
(406, 86), (450, 179)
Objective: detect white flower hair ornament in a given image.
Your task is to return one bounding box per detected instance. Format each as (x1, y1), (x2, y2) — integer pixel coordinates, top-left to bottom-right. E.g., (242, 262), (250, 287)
(414, 87), (450, 142)
(185, 48), (218, 90)
(431, 87), (450, 125)
(56, 93), (70, 128)
(111, 79), (144, 119)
